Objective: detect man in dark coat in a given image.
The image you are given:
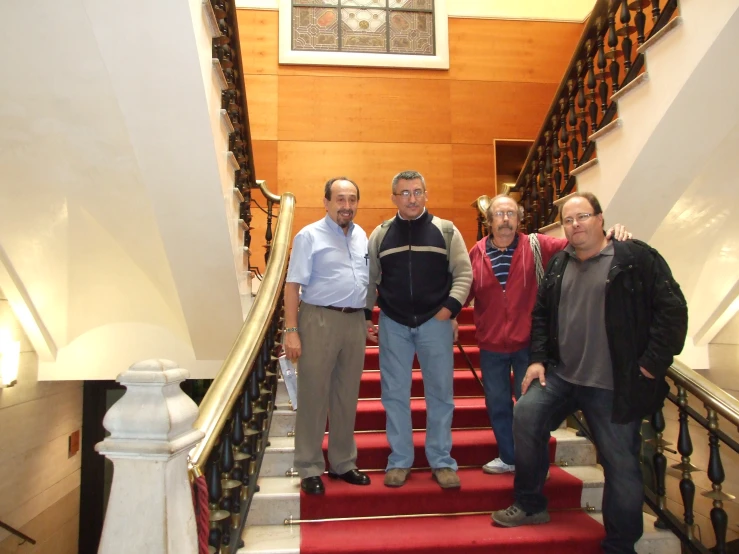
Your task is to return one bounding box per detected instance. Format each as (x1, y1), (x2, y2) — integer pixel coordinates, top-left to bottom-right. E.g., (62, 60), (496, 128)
(492, 192), (688, 554)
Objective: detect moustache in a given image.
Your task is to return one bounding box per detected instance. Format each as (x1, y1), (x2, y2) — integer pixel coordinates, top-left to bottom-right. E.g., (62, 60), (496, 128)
(497, 224), (513, 230)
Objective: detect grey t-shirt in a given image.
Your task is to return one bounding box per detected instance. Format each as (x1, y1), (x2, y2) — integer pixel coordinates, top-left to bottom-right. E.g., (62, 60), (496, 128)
(555, 242), (614, 390)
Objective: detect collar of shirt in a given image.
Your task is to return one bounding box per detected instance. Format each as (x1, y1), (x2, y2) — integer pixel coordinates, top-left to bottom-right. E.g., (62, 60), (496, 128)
(396, 208), (427, 221)
(564, 241), (614, 259)
(323, 213), (354, 236)
(487, 232), (519, 253)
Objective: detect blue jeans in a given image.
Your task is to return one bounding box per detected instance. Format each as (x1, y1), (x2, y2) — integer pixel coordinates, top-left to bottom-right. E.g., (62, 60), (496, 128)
(513, 371), (643, 554)
(479, 348), (529, 465)
(379, 311), (456, 471)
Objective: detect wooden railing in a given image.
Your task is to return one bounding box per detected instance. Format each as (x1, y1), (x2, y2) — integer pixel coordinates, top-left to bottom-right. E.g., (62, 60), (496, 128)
(513, 0), (678, 232)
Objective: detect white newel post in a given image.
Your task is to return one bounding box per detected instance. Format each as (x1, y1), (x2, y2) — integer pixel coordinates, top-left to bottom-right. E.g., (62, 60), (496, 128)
(96, 359), (205, 554)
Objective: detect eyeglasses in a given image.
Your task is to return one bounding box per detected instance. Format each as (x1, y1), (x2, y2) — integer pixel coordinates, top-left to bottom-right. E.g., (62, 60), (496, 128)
(394, 189), (425, 198)
(492, 211), (516, 219)
(562, 213), (594, 226)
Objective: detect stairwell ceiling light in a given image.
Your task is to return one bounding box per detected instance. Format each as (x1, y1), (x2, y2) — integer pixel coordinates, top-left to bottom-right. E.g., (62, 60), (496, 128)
(0, 329), (20, 388)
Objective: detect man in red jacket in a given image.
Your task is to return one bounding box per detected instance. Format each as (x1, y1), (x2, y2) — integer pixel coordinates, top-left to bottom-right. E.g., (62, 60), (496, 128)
(467, 194), (629, 474)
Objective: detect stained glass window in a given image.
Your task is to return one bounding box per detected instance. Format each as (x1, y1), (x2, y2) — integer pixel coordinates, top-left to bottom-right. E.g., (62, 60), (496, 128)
(291, 0), (435, 56)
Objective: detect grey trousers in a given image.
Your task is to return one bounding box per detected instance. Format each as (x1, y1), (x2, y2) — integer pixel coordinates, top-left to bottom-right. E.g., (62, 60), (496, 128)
(293, 303), (366, 479)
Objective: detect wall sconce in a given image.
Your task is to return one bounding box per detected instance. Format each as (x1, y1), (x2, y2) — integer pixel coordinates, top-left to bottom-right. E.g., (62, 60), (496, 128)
(0, 329), (20, 388)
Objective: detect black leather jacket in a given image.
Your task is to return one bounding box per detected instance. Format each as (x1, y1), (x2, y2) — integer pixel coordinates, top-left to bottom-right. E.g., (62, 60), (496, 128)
(530, 239), (688, 423)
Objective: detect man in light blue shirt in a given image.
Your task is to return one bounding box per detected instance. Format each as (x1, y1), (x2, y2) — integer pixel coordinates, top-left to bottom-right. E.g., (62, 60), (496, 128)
(283, 177), (371, 495)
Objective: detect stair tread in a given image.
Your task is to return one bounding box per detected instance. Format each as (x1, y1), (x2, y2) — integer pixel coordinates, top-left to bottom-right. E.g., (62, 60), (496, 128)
(300, 466), (584, 519)
(298, 512), (606, 554)
(240, 513), (678, 554)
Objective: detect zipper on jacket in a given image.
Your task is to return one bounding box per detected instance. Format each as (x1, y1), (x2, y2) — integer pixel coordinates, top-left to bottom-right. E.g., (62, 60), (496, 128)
(408, 223), (416, 326)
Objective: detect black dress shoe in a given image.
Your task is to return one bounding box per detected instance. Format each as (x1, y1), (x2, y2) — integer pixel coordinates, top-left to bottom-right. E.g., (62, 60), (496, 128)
(300, 476), (325, 495)
(327, 469), (371, 486)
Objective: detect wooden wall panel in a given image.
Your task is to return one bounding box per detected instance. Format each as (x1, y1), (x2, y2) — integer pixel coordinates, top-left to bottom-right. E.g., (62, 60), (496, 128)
(252, 140), (278, 188)
(0, 489), (79, 554)
(276, 142), (454, 208)
(245, 76), (278, 140)
(0, 297), (81, 550)
(451, 145), (496, 208)
(450, 80), (557, 144)
(239, 8), (585, 266)
(277, 76), (452, 144)
(449, 19), (584, 83)
(237, 11), (583, 84)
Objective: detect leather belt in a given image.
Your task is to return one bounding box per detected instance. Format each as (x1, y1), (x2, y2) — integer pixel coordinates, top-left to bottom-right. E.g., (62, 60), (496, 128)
(321, 305), (363, 314)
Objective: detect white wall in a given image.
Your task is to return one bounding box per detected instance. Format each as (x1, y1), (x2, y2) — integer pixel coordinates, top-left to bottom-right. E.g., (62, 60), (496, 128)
(0, 0), (245, 379)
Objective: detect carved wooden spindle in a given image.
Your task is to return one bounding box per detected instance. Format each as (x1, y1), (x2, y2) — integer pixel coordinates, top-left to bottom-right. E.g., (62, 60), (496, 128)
(575, 62), (588, 148)
(551, 116), (562, 201)
(596, 24), (609, 115)
(567, 81), (580, 167)
(583, 41), (597, 133)
(651, 0), (661, 22)
(558, 99), (570, 188)
(633, 0), (647, 45)
(619, 0), (634, 73)
(264, 199), (274, 264)
(476, 212), (484, 241)
(670, 387), (698, 540)
(703, 408), (735, 553)
(532, 147), (544, 230)
(651, 409), (668, 515)
(607, 13), (621, 92)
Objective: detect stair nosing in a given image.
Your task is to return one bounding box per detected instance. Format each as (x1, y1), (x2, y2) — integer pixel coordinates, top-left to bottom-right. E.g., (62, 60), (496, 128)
(570, 157), (599, 177)
(588, 118), (622, 143)
(637, 16), (683, 56)
(611, 72), (650, 104)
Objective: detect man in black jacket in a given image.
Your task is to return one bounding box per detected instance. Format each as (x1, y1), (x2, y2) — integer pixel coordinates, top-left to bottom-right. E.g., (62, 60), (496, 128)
(365, 170), (472, 489)
(492, 192), (687, 554)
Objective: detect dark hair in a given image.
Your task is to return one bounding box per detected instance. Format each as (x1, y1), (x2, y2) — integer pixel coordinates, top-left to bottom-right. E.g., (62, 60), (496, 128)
(391, 170), (426, 193)
(563, 192), (605, 226)
(324, 177), (360, 201)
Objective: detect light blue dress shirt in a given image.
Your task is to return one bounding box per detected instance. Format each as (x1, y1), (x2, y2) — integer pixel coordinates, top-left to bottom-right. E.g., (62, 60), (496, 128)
(286, 215), (370, 309)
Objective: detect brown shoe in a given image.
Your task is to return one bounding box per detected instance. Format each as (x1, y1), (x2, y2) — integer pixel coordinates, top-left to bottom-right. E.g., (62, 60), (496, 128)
(432, 467), (461, 489)
(384, 468), (411, 487)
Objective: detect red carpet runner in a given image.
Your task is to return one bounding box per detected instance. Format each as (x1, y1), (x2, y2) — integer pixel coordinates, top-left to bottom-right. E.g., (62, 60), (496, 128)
(300, 307), (605, 554)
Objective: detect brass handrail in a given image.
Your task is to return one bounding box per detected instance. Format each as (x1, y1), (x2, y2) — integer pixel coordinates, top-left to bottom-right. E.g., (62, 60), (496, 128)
(668, 359), (739, 429)
(257, 179), (280, 204)
(189, 192), (295, 474)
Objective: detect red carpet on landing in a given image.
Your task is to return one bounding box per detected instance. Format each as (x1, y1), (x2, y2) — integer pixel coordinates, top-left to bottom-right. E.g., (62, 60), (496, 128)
(301, 306), (605, 553)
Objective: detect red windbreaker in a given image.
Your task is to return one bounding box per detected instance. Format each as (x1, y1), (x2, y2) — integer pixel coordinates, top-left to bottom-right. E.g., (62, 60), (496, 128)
(467, 232), (568, 353)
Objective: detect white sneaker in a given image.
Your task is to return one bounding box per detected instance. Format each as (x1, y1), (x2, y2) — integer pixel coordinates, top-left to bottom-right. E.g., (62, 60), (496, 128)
(482, 458), (515, 474)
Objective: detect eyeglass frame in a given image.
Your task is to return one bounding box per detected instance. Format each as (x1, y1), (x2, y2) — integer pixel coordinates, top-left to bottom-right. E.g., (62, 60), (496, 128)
(490, 210), (517, 219)
(393, 189), (426, 198)
(562, 212), (596, 226)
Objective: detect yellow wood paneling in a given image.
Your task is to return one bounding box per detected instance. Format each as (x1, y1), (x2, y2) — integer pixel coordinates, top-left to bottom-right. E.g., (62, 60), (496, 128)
(450, 80), (557, 144)
(277, 142), (454, 208)
(245, 75), (278, 140)
(277, 76), (451, 144)
(451, 144), (496, 208)
(449, 19), (584, 83)
(237, 10), (582, 84)
(252, 140), (278, 187)
(0, 488), (79, 553)
(0, 386), (83, 464)
(0, 433), (81, 516)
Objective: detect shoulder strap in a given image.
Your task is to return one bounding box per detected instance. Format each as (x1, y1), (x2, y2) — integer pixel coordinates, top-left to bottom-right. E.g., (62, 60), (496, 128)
(441, 219), (454, 260)
(373, 219), (394, 258)
(528, 233), (545, 285)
